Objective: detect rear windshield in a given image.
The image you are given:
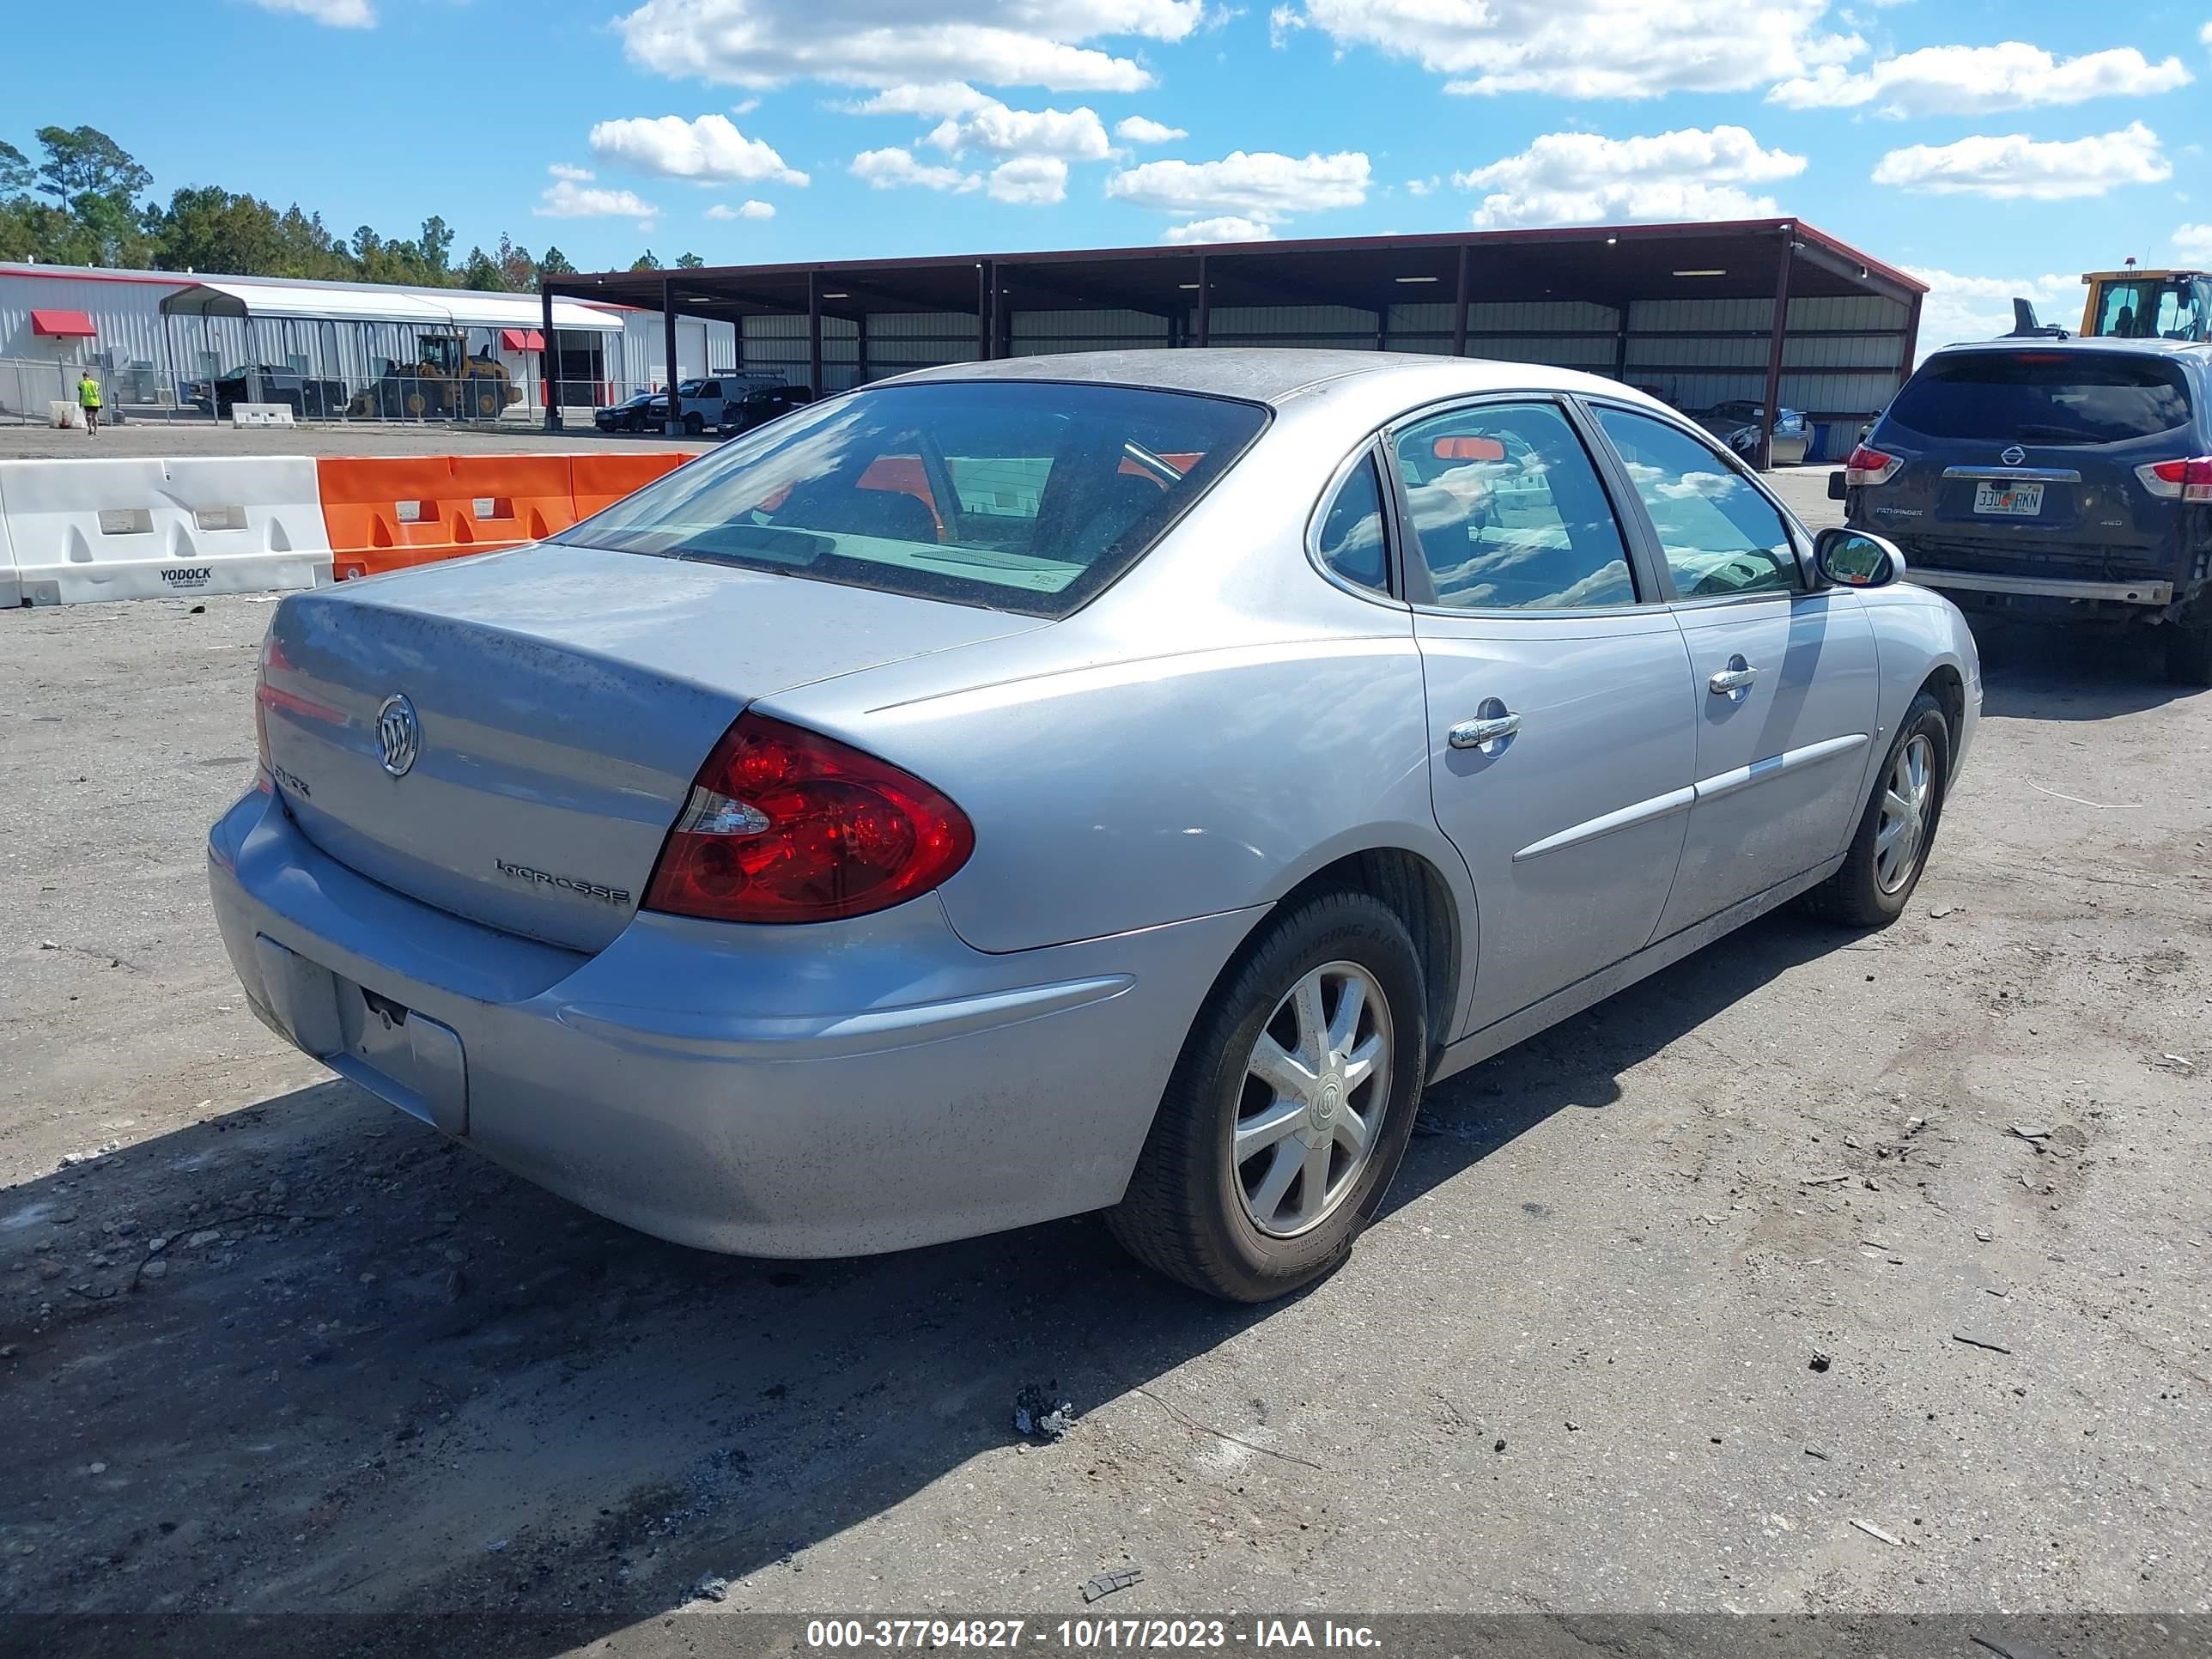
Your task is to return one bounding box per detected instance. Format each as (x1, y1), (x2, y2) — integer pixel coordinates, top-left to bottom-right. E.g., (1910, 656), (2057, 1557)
(557, 380), (1267, 617)
(1887, 352), (2192, 446)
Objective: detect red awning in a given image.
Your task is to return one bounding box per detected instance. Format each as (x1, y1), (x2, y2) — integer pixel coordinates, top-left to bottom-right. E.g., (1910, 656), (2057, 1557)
(500, 327), (545, 351)
(30, 309), (97, 338)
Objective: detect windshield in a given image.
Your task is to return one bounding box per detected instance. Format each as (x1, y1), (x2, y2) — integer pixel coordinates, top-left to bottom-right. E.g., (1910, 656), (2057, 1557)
(1885, 352), (2192, 446)
(556, 380), (1269, 617)
(2093, 277), (2208, 341)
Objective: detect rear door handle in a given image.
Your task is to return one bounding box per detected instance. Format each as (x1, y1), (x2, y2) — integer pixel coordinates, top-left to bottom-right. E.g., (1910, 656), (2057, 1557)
(1448, 712), (1522, 750)
(1708, 659), (1760, 697)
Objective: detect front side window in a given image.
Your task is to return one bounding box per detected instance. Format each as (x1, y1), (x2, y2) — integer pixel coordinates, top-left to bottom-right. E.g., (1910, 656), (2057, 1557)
(1315, 453), (1390, 592)
(1389, 400), (1635, 611)
(1594, 406), (1800, 599)
(559, 381), (1268, 617)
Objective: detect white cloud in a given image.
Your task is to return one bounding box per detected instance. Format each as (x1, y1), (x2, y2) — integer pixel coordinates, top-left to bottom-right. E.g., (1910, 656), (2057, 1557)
(1771, 43), (2191, 116)
(705, 199), (777, 219)
(1905, 266), (2081, 356)
(732, 96), (763, 114)
(1457, 126), (1805, 228)
(843, 82), (995, 117)
(1279, 0), (1856, 98)
(850, 146), (981, 191)
(534, 179), (660, 221)
(589, 114), (810, 186)
(988, 155), (1071, 204)
(617, 0), (1204, 93)
(1106, 149), (1370, 222)
(2203, 18), (2211, 46)
(1404, 175), (1438, 197)
(249, 0), (374, 26)
(1164, 215), (1275, 242)
(547, 162), (596, 181)
(1116, 115), (1188, 143)
(926, 101), (1112, 160)
(2177, 222), (2212, 261)
(1873, 122), (2169, 199)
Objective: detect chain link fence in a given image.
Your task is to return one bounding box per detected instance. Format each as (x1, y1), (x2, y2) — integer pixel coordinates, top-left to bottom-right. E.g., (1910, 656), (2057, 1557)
(0, 351), (682, 431)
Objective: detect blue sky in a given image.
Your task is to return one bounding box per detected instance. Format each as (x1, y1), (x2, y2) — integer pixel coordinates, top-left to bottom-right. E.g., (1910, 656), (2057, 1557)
(12, 0), (2212, 347)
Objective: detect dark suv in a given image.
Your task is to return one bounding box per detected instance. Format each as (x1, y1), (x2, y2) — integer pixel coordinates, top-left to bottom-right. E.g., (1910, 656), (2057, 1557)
(1834, 339), (2212, 684)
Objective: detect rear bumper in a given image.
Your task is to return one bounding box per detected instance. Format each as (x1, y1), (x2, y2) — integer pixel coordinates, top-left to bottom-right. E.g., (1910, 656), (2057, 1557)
(1905, 566), (2174, 606)
(207, 789), (1256, 1257)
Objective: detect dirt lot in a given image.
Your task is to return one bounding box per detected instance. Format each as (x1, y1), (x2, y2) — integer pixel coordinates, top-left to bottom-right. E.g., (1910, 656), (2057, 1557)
(0, 417), (703, 462)
(2, 500), (2208, 1652)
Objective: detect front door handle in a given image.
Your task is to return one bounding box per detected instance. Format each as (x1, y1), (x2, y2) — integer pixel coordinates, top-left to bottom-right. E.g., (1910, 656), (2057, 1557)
(1449, 711), (1522, 750)
(1708, 657), (1760, 697)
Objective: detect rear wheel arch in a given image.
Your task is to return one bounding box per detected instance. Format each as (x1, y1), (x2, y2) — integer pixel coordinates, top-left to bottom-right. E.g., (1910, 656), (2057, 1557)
(1229, 846), (1463, 1066)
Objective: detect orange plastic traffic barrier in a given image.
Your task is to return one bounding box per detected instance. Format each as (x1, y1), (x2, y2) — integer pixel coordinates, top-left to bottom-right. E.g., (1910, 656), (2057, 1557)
(571, 450), (694, 520)
(322, 451), (703, 580)
(449, 453), (579, 545)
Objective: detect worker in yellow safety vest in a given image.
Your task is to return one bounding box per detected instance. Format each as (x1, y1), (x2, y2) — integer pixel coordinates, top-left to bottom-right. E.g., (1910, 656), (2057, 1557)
(76, 370), (102, 438)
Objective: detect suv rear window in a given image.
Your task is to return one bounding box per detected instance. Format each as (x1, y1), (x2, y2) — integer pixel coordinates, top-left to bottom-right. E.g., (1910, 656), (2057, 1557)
(1887, 352), (2192, 446)
(560, 380), (1267, 617)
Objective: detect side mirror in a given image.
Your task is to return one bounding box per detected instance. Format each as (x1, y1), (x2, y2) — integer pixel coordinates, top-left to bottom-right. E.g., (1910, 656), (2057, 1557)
(1814, 526), (1905, 589)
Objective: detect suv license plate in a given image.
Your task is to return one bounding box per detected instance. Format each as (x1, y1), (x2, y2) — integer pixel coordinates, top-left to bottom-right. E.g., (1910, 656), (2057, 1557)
(1975, 481), (2044, 516)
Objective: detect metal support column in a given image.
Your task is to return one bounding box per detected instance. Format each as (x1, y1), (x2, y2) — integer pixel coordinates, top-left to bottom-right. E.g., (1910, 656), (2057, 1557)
(994, 267), (1014, 360)
(1896, 289), (1923, 393)
(662, 276), (680, 435)
(975, 262), (993, 361)
(1758, 232), (1795, 471)
(1613, 306), (1631, 382)
(855, 310), (869, 387)
(540, 282), (560, 430)
(807, 270), (823, 397)
(1194, 255), (1211, 348)
(1451, 246), (1470, 357)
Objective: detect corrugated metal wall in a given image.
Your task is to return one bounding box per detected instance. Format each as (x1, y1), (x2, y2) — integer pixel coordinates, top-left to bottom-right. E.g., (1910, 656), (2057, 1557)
(583, 278), (1916, 437)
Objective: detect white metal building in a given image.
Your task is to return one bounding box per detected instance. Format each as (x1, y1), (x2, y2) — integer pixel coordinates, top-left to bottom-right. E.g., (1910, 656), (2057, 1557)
(0, 262), (740, 418)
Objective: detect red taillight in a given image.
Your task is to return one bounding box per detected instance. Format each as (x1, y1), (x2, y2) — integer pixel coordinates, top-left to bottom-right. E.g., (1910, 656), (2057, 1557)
(1844, 444), (1903, 487)
(2136, 456), (2212, 503)
(643, 714), (975, 925)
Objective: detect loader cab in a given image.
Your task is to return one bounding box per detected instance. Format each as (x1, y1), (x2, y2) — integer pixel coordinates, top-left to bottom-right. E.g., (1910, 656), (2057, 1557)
(416, 334), (465, 376)
(2081, 272), (2210, 343)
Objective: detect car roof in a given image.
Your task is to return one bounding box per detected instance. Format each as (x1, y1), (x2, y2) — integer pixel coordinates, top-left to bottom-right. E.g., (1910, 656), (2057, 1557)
(890, 347), (1648, 409)
(1930, 337), (2212, 363)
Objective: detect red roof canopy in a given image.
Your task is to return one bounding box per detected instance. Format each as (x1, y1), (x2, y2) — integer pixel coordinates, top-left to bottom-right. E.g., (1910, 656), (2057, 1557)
(500, 327), (544, 351)
(30, 308), (97, 338)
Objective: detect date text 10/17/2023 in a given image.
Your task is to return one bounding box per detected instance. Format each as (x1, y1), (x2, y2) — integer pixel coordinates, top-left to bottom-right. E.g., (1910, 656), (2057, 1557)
(804, 1620), (1384, 1650)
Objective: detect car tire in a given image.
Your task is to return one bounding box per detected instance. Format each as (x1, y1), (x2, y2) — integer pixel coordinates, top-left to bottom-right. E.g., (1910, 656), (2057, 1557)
(1107, 890), (1428, 1303)
(683, 412), (705, 436)
(2163, 623), (2212, 689)
(1804, 690), (1950, 928)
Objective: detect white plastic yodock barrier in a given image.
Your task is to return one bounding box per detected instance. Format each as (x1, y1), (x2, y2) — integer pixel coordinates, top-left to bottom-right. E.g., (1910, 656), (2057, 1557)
(0, 479), (20, 609)
(0, 456), (334, 606)
(231, 403), (297, 428)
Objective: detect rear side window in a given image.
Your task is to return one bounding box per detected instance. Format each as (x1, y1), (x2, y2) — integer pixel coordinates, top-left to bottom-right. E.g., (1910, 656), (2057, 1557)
(1887, 353), (2192, 445)
(1315, 453), (1389, 592)
(1389, 401), (1635, 611)
(561, 381), (1268, 617)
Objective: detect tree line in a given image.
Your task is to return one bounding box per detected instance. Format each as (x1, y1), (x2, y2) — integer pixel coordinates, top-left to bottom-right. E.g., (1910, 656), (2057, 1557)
(1, 125), (697, 291)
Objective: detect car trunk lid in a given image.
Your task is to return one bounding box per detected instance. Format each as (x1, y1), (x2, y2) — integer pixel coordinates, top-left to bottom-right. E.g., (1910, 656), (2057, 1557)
(258, 542), (1042, 951)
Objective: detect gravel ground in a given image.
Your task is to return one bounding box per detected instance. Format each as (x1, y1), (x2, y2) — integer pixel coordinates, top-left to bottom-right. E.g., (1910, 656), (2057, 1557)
(1, 495), (2206, 1652)
(0, 418), (703, 461)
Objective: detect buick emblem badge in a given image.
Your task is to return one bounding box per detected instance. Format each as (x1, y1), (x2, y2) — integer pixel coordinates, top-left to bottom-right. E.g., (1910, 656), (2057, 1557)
(376, 693), (421, 778)
(2000, 445), (2027, 466)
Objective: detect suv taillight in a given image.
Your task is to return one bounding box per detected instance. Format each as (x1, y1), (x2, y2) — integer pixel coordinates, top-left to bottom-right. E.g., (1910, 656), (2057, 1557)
(1844, 444), (1903, 486)
(644, 714), (975, 925)
(2136, 457), (2212, 503)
